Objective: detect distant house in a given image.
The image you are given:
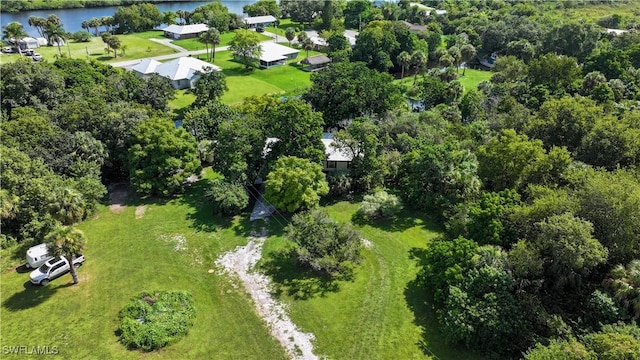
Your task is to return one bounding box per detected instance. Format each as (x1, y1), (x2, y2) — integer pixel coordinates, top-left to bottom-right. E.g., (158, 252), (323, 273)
(301, 54), (331, 71)
(257, 42), (299, 68)
(309, 36), (327, 50)
(322, 136), (353, 172)
(132, 57), (221, 89)
(606, 28), (628, 35)
(243, 15), (277, 29)
(19, 37), (40, 49)
(162, 24), (209, 40)
(402, 21), (426, 33)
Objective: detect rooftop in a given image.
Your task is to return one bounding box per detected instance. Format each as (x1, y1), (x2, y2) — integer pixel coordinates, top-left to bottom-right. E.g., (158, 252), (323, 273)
(258, 42), (299, 62)
(162, 24), (209, 35)
(132, 57), (221, 81)
(244, 15), (277, 25)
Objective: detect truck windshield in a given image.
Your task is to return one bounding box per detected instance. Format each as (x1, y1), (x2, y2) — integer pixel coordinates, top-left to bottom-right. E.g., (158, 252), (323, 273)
(39, 263), (51, 273)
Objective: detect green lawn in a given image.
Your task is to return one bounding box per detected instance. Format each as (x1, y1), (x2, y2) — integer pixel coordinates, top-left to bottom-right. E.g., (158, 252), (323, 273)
(266, 19), (307, 36)
(395, 68), (492, 93)
(189, 50), (313, 106)
(172, 31), (271, 52)
(259, 201), (484, 360)
(0, 32), (176, 65)
(0, 172), (286, 359)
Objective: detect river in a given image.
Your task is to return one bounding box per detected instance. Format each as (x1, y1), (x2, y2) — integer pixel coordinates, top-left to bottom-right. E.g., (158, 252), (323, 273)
(1, 1), (256, 37)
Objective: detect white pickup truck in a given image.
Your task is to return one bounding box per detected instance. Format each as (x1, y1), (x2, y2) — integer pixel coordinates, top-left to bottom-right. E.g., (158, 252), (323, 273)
(29, 255), (85, 286)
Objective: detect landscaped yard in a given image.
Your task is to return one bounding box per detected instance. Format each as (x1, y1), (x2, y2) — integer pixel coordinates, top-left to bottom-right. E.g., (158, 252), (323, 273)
(0, 171), (482, 359)
(395, 68), (492, 94)
(0, 31), (176, 65)
(172, 31), (271, 52)
(266, 19), (307, 36)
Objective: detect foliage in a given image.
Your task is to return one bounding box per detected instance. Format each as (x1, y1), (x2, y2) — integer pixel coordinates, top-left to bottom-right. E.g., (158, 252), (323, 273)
(280, 0), (323, 26)
(304, 61), (404, 129)
(243, 0), (281, 18)
(356, 191), (403, 220)
(1, 59), (66, 112)
(113, 3), (162, 33)
(285, 209), (361, 275)
(45, 225), (86, 284)
(603, 260), (640, 320)
(183, 100), (237, 142)
(229, 29), (262, 70)
(191, 2), (231, 32)
(127, 118), (200, 196)
(204, 179), (249, 216)
(191, 70), (228, 107)
(71, 30), (91, 42)
(582, 324), (640, 360)
(118, 291), (195, 351)
(264, 156), (328, 212)
(525, 339), (595, 360)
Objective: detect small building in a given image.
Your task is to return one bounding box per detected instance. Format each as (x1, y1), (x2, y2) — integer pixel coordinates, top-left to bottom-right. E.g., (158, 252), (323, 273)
(301, 54), (331, 71)
(19, 37), (40, 49)
(606, 28), (628, 35)
(257, 42), (299, 68)
(322, 136), (353, 172)
(243, 15), (277, 29)
(402, 21), (427, 33)
(131, 56), (221, 89)
(162, 24), (209, 40)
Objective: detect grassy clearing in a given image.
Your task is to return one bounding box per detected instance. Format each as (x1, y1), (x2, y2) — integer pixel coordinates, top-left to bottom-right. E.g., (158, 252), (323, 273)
(540, 2), (640, 26)
(259, 201), (484, 360)
(395, 68), (492, 94)
(188, 50), (312, 106)
(0, 173), (286, 359)
(266, 19), (307, 36)
(0, 32), (175, 66)
(172, 31), (271, 52)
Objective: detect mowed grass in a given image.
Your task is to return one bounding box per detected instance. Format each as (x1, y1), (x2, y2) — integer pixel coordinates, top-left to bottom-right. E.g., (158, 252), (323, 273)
(395, 68), (492, 94)
(259, 201), (484, 360)
(172, 31), (271, 51)
(266, 19), (307, 36)
(0, 174), (286, 359)
(0, 31), (176, 65)
(189, 50), (312, 105)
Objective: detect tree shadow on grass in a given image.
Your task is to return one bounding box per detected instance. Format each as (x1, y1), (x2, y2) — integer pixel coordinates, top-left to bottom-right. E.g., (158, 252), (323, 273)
(2, 281), (74, 312)
(351, 209), (441, 233)
(260, 248), (345, 300)
(404, 247), (477, 359)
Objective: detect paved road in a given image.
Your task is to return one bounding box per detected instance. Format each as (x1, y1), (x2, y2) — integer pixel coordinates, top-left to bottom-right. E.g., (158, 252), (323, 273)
(111, 30), (280, 68)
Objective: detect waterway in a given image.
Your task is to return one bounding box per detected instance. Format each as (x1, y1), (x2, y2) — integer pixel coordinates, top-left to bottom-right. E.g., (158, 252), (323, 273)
(1, 1), (256, 37)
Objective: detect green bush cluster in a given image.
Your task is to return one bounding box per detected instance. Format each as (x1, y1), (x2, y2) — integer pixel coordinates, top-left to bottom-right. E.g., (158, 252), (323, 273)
(356, 191), (403, 220)
(204, 179), (249, 216)
(118, 291), (195, 351)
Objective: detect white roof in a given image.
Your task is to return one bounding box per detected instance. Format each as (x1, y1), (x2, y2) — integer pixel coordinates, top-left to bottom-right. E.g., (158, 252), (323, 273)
(309, 36), (327, 46)
(132, 58), (162, 74)
(155, 57), (220, 81)
(346, 36), (357, 47)
(162, 24), (209, 35)
(259, 42), (299, 62)
(606, 28), (628, 35)
(322, 138), (353, 162)
(244, 15), (277, 25)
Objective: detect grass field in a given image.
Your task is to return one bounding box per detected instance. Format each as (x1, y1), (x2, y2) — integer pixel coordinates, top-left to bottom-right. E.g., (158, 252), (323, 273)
(172, 31), (271, 52)
(259, 201), (484, 360)
(0, 173), (483, 359)
(0, 31), (176, 66)
(395, 68), (492, 94)
(266, 19), (307, 36)
(0, 171), (286, 359)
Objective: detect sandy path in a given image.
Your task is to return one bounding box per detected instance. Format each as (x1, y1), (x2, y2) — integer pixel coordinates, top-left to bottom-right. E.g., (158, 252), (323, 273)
(216, 227), (319, 360)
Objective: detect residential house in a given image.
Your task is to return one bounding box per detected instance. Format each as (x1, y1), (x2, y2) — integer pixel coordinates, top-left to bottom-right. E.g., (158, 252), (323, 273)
(401, 21), (426, 33)
(243, 15), (277, 29)
(162, 24), (209, 40)
(256, 42), (299, 68)
(322, 136), (353, 172)
(301, 54), (331, 71)
(132, 56), (221, 89)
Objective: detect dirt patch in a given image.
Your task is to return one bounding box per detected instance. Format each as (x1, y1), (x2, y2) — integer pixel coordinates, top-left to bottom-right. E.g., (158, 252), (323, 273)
(362, 238), (373, 249)
(216, 226), (319, 360)
(135, 206), (147, 219)
(108, 183), (129, 214)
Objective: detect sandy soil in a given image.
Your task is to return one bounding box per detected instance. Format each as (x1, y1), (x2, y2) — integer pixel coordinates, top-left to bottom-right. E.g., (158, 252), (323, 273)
(216, 227), (319, 360)
(135, 206), (146, 219)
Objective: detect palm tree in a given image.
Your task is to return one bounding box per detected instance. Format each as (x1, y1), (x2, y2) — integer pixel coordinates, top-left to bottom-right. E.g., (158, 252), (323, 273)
(49, 188), (86, 225)
(89, 18), (101, 37)
(28, 16), (47, 38)
(302, 37), (314, 59)
(0, 189), (19, 220)
(81, 20), (91, 34)
(198, 31), (210, 60)
(604, 260), (640, 319)
(44, 22), (66, 56)
(209, 28), (220, 62)
(285, 27), (296, 47)
(121, 44), (128, 56)
(460, 44), (476, 76)
(297, 31), (308, 47)
(448, 45), (462, 72)
(45, 225), (86, 284)
(2, 22), (27, 55)
(411, 50), (427, 85)
(397, 51), (411, 82)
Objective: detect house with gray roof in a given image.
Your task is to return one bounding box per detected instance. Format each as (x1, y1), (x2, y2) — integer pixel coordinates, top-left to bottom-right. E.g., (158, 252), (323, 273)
(256, 42), (299, 68)
(162, 24), (209, 39)
(243, 15), (277, 29)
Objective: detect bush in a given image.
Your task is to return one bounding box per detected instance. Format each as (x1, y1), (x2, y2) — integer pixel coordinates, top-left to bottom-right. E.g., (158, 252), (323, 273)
(285, 209), (362, 276)
(71, 30), (92, 42)
(118, 291), (195, 351)
(326, 170), (352, 197)
(356, 191), (402, 220)
(204, 180), (249, 216)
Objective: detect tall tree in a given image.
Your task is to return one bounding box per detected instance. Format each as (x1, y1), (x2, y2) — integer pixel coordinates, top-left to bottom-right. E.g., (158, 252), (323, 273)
(397, 51), (411, 81)
(229, 29), (261, 70)
(191, 69), (228, 107)
(2, 22), (27, 55)
(460, 44), (476, 76)
(285, 27), (296, 47)
(49, 188), (86, 225)
(264, 156), (329, 212)
(411, 50), (427, 85)
(199, 28), (221, 62)
(45, 225), (86, 284)
(28, 16), (47, 38)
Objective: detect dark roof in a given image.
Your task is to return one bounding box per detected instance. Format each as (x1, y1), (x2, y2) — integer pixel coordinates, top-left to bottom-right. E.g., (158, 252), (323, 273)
(401, 21), (427, 32)
(302, 54), (331, 66)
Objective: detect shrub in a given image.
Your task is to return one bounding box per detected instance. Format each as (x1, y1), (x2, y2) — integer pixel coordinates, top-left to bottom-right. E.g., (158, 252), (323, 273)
(326, 170), (352, 197)
(356, 191), (403, 220)
(71, 30), (91, 42)
(118, 291), (195, 351)
(285, 209), (362, 276)
(204, 180), (249, 216)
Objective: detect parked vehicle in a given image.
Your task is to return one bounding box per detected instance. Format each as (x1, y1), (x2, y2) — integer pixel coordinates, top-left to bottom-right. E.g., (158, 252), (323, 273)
(23, 49), (34, 56)
(25, 243), (53, 269)
(2, 46), (13, 53)
(32, 53), (42, 61)
(256, 26), (265, 33)
(30, 255), (85, 286)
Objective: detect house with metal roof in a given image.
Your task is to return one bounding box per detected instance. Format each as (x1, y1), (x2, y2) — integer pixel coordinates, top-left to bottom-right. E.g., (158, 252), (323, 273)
(243, 15), (277, 28)
(256, 42), (299, 68)
(322, 136), (354, 172)
(301, 54), (331, 71)
(162, 24), (209, 39)
(131, 57), (221, 89)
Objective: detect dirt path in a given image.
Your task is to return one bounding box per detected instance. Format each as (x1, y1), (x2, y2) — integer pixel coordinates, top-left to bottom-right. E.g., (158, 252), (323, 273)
(216, 226), (319, 360)
(108, 183), (129, 213)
